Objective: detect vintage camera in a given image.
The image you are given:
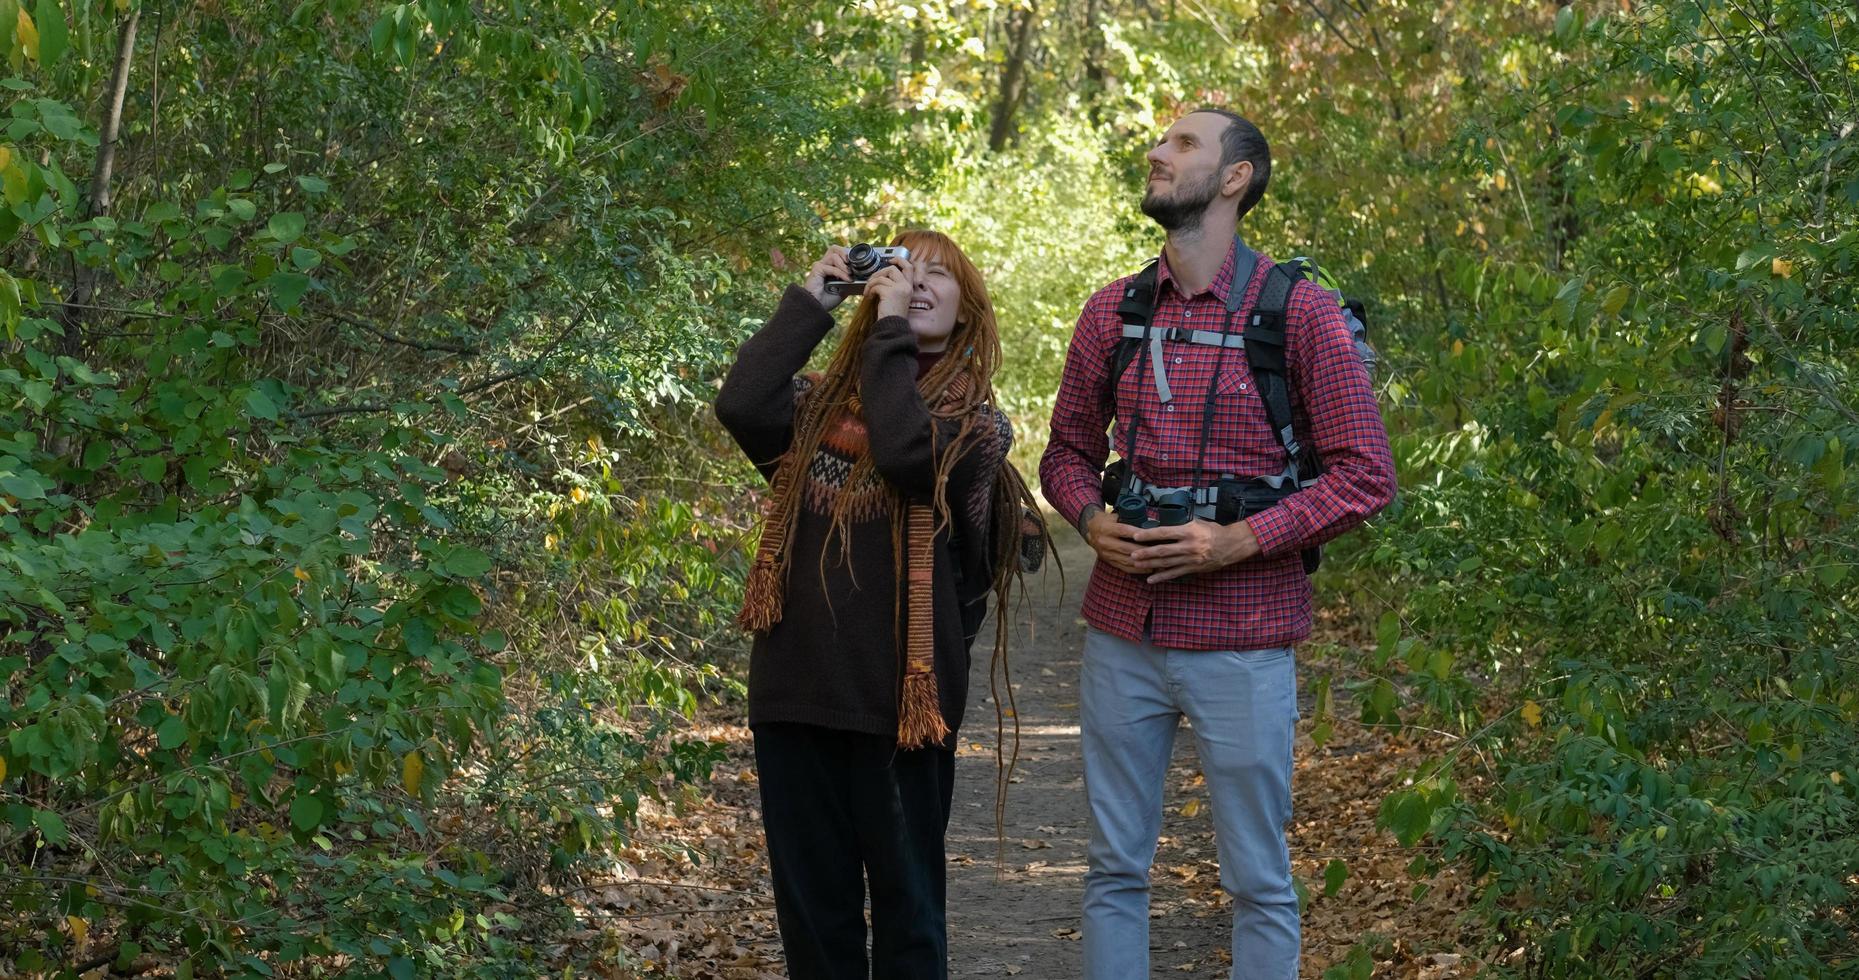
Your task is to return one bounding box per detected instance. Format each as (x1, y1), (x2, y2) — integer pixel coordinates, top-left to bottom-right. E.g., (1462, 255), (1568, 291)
(824, 243), (911, 295)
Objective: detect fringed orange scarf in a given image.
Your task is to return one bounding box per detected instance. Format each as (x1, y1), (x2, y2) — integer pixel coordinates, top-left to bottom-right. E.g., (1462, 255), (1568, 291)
(738, 371), (972, 749)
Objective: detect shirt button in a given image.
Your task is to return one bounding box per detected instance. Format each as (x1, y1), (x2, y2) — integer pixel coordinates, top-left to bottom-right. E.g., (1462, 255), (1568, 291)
(1166, 404), (1175, 412)
(1183, 311), (1192, 319)
(1160, 453), (1169, 461)
(1239, 382), (1249, 391)
(1173, 357), (1183, 365)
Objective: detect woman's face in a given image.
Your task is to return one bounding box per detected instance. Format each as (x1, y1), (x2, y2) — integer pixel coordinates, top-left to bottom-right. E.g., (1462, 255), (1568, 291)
(905, 253), (962, 353)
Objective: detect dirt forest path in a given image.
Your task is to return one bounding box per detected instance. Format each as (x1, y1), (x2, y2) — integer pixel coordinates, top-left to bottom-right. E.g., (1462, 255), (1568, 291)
(601, 530), (1482, 978)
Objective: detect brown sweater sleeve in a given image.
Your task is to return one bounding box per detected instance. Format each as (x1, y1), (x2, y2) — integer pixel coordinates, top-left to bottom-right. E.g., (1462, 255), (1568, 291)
(860, 317), (1011, 514)
(715, 285), (836, 481)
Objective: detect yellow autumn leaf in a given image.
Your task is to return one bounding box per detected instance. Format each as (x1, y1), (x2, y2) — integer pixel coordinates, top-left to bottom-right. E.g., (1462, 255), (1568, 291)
(569, 487), (588, 504)
(0, 146), (11, 171)
(1451, 339), (1465, 356)
(402, 749), (424, 795)
(293, 566), (311, 582)
(1771, 257), (1794, 279)
(1521, 700), (1544, 728)
(544, 532), (559, 551)
(16, 9), (39, 62)
(0, 755), (6, 782)
(1181, 798), (1203, 818)
(1494, 171), (1508, 192)
(67, 915), (88, 946)
(1832, 771), (1844, 785)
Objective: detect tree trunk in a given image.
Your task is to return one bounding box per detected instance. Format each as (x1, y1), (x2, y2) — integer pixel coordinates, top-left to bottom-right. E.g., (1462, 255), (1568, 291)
(57, 7), (141, 358)
(1546, 0), (1579, 271)
(1083, 0), (1106, 119)
(988, 3), (1038, 153)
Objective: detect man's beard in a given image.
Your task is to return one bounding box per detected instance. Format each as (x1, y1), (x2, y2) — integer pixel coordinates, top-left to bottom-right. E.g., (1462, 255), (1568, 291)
(1141, 168), (1221, 232)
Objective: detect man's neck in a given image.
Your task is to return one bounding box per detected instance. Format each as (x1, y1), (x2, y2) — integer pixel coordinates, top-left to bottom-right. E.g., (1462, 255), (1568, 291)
(1162, 210), (1239, 296)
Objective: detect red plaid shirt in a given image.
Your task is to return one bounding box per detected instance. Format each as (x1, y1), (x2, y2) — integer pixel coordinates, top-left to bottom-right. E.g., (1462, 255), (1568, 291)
(1039, 241), (1396, 651)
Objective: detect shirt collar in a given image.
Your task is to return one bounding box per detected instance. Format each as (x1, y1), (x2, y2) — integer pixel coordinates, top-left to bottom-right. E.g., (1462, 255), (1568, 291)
(1155, 234), (1249, 306)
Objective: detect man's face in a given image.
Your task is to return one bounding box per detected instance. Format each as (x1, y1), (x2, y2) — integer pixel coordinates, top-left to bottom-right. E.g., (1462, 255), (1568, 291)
(1140, 112), (1233, 233)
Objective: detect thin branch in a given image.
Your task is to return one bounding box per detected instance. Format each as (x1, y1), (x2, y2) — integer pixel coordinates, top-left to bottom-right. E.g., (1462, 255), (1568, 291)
(292, 308), (590, 419)
(322, 309), (479, 355)
(1298, 0), (1370, 57)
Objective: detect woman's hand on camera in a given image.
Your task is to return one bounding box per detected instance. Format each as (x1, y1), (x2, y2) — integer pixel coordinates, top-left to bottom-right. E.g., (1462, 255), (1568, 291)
(865, 257), (915, 323)
(803, 246), (853, 311)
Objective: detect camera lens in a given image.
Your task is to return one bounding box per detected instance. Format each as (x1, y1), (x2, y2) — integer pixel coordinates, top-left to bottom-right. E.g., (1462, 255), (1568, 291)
(846, 243), (879, 278)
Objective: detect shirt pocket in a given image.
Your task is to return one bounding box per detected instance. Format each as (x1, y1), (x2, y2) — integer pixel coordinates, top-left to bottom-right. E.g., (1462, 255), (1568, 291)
(1208, 352), (1280, 453)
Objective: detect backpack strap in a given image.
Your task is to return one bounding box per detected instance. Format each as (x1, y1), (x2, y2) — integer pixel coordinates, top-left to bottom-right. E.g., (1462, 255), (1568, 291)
(1108, 259), (1162, 404)
(1246, 260), (1314, 485)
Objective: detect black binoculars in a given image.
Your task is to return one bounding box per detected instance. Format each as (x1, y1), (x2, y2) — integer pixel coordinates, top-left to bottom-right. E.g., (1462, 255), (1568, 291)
(1115, 487), (1193, 529)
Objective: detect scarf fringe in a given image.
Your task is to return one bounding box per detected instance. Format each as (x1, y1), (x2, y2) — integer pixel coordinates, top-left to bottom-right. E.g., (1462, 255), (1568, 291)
(737, 555), (784, 632)
(898, 665), (950, 748)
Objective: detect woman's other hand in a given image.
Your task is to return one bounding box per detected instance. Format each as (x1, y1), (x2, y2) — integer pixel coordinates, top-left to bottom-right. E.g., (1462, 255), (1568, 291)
(802, 246), (853, 311)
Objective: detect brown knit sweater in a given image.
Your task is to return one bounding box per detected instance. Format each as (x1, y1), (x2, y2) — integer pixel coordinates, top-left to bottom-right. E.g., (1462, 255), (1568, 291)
(715, 286), (1012, 743)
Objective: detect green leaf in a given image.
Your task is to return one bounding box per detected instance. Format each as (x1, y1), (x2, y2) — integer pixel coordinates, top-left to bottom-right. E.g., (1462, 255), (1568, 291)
(289, 246), (320, 270)
(296, 175), (330, 195)
(370, 12), (396, 56)
(289, 794), (325, 832)
(1323, 858), (1349, 897)
(33, 808), (67, 845)
(267, 272), (312, 311)
(0, 271), (16, 340)
(444, 547), (492, 578)
(156, 714), (189, 749)
(0, 474), (46, 499)
(212, 264), (250, 295)
(226, 198), (257, 222)
(267, 211), (306, 243)
(388, 956), (415, 980)
(1552, 275), (1585, 329)
(245, 388), (279, 421)
(33, 99), (82, 140)
(33, 0), (66, 69)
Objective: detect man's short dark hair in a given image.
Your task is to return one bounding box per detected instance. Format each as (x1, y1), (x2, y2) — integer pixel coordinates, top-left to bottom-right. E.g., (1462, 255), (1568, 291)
(1193, 108), (1271, 220)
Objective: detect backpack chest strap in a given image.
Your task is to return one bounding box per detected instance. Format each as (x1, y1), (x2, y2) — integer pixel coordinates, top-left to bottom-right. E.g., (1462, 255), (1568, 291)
(1118, 323), (1247, 349)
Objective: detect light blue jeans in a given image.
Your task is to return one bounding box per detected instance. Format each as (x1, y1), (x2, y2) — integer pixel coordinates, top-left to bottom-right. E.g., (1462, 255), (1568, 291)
(1079, 627), (1300, 980)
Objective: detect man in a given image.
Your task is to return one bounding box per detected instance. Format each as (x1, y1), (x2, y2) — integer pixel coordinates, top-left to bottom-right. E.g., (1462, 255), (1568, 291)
(1039, 108), (1396, 978)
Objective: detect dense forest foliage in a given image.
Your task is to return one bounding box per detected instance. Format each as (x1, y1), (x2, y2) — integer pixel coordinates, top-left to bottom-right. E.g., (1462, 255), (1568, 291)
(0, 0), (1852, 975)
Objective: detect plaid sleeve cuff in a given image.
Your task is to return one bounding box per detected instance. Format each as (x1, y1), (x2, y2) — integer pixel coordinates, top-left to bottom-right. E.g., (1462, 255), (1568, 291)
(1046, 478), (1102, 533)
(1246, 503), (1306, 559)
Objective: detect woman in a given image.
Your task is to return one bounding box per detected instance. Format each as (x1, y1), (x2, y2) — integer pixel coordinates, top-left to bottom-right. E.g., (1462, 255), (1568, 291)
(715, 230), (1044, 979)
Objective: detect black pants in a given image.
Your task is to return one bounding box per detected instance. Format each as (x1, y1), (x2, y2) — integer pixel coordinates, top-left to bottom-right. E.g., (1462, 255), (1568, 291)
(753, 722), (956, 980)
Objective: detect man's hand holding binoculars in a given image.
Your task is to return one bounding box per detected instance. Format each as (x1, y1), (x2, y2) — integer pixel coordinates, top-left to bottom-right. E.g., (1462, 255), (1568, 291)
(1129, 519), (1260, 584)
(1080, 508), (1145, 577)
